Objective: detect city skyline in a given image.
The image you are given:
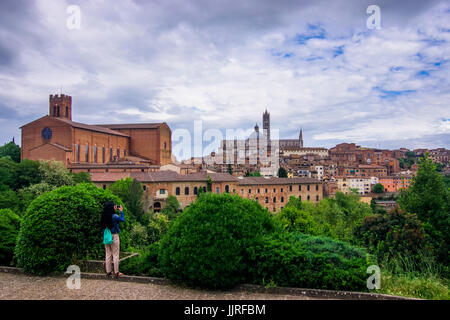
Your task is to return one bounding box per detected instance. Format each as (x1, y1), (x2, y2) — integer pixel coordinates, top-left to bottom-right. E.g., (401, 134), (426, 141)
(0, 0), (449, 151)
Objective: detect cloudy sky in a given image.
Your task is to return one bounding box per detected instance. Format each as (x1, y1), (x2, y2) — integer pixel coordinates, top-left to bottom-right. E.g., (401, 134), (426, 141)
(0, 0), (449, 158)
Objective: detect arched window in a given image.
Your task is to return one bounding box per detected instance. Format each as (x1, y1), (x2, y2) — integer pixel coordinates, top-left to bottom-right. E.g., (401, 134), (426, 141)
(185, 187), (189, 195)
(307, 195), (310, 201)
(225, 185), (229, 193)
(265, 197), (269, 203)
(93, 146), (97, 163)
(65, 107), (69, 117)
(75, 144), (80, 163)
(176, 187), (180, 195)
(164, 142), (167, 150)
(85, 144), (89, 162)
(273, 197), (276, 203)
(281, 197), (284, 203)
(194, 187), (198, 195)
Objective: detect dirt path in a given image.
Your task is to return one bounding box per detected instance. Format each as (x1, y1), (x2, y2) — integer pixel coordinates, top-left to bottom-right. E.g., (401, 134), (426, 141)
(0, 272), (324, 300)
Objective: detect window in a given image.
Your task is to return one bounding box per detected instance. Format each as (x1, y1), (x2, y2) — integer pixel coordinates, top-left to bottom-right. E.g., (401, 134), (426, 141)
(289, 185), (292, 192)
(225, 185), (229, 193)
(273, 188), (276, 193)
(76, 144), (80, 163)
(57, 106), (60, 117)
(102, 185), (106, 190)
(176, 187), (180, 195)
(143, 185), (147, 191)
(257, 188), (260, 194)
(298, 185), (302, 191)
(85, 144), (89, 162)
(316, 195), (319, 201)
(265, 188), (268, 193)
(185, 187), (189, 195)
(194, 187), (198, 195)
(110, 148), (113, 161)
(281, 197), (284, 203)
(299, 195), (302, 201)
(273, 197), (276, 203)
(255, 197), (258, 201)
(164, 142), (167, 150)
(265, 197), (269, 203)
(102, 147), (105, 163)
(215, 187), (220, 194)
(307, 185), (310, 191)
(94, 146), (97, 163)
(281, 188), (283, 192)
(159, 189), (166, 194)
(117, 148), (120, 159)
(307, 195), (310, 201)
(124, 150), (127, 157)
(53, 106), (57, 115)
(248, 189), (251, 194)
(65, 107), (69, 117)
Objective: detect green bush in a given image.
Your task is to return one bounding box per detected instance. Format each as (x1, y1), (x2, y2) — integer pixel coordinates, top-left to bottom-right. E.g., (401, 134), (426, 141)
(247, 232), (368, 291)
(356, 206), (430, 266)
(0, 208), (21, 265)
(130, 222), (149, 249)
(14, 183), (130, 275)
(158, 192), (275, 289)
(120, 242), (162, 277)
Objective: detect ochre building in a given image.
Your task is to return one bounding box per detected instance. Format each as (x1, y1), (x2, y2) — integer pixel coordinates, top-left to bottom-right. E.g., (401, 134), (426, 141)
(20, 94), (172, 167)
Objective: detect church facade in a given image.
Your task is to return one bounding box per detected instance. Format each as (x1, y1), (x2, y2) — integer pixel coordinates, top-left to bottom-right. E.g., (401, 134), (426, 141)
(20, 94), (172, 167)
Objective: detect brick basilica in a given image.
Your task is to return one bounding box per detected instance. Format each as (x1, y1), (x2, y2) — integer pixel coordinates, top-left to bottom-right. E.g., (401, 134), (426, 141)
(20, 94), (172, 168)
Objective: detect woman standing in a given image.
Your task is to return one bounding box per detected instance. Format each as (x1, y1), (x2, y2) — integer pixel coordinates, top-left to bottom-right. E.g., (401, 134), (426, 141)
(101, 201), (125, 279)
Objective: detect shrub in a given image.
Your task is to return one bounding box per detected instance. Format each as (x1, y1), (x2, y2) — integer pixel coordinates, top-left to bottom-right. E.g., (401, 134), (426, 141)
(14, 183), (130, 275)
(130, 222), (149, 249)
(247, 232), (368, 291)
(108, 178), (144, 223)
(356, 206), (430, 265)
(158, 192), (275, 289)
(0, 208), (21, 265)
(120, 242), (162, 277)
(147, 212), (170, 243)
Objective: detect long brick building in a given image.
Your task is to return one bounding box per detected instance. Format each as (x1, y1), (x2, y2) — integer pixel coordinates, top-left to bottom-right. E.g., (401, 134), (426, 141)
(20, 94), (172, 167)
(90, 171), (323, 212)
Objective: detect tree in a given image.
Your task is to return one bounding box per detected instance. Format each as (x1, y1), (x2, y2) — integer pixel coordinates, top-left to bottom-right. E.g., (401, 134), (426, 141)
(373, 183), (385, 194)
(356, 206), (429, 265)
(72, 172), (92, 184)
(108, 177), (145, 223)
(0, 140), (20, 163)
(278, 167), (288, 178)
(38, 160), (75, 187)
(161, 195), (180, 220)
(245, 170), (262, 177)
(398, 154), (450, 268)
(0, 158), (17, 189)
(0, 208), (21, 265)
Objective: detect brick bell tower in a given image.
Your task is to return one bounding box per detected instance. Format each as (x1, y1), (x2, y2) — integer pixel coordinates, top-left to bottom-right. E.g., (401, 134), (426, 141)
(49, 94), (72, 120)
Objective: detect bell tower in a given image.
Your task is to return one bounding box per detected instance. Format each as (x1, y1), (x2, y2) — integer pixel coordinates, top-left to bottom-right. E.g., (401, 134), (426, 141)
(262, 108), (270, 141)
(49, 94), (72, 120)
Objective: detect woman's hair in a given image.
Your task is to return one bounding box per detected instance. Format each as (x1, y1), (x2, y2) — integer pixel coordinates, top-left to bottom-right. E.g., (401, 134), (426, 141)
(101, 200), (115, 229)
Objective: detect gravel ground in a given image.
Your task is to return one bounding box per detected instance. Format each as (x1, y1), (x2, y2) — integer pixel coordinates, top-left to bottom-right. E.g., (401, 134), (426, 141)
(0, 272), (324, 300)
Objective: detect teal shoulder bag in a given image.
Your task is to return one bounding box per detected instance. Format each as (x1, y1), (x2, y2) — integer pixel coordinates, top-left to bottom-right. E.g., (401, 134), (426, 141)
(103, 227), (113, 245)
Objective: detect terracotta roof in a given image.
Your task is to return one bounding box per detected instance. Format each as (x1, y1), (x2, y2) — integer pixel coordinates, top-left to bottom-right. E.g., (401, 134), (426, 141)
(53, 117), (130, 137)
(89, 172), (131, 182)
(237, 177), (321, 185)
(96, 123), (164, 129)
